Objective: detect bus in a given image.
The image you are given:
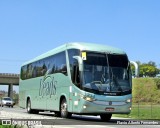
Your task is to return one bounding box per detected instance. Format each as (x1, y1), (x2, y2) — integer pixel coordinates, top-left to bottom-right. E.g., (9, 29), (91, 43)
(19, 42), (132, 121)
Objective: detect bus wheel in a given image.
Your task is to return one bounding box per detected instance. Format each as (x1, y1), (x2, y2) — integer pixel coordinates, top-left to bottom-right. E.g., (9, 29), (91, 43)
(54, 112), (61, 117)
(27, 99), (33, 114)
(33, 110), (39, 114)
(100, 114), (112, 121)
(60, 98), (71, 118)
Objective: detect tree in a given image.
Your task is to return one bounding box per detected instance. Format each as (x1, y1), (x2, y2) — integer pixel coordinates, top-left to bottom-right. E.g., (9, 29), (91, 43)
(148, 61), (156, 67)
(138, 61), (159, 77)
(130, 61), (160, 77)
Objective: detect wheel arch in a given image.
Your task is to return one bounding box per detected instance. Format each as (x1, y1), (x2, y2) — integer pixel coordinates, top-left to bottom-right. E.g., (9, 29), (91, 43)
(59, 95), (66, 111)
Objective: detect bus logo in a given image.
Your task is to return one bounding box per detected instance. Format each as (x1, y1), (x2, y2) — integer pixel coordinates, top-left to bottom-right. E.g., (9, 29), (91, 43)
(39, 76), (57, 97)
(109, 101), (112, 105)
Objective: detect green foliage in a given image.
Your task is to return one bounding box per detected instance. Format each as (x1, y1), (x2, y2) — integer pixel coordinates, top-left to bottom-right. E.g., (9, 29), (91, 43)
(0, 125), (23, 128)
(115, 78), (160, 119)
(139, 64), (158, 77)
(132, 78), (160, 103)
(153, 78), (160, 89)
(0, 91), (19, 105)
(133, 78), (155, 103)
(131, 64), (135, 76)
(131, 61), (159, 77)
(114, 105), (160, 119)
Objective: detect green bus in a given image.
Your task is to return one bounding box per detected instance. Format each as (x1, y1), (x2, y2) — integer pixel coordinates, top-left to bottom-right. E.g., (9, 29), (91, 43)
(19, 42), (132, 121)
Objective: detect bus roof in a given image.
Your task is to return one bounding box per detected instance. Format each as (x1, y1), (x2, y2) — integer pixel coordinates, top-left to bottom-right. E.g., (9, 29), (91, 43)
(22, 42), (126, 66)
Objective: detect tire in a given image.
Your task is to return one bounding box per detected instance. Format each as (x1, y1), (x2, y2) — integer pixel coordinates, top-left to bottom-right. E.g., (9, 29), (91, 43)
(27, 99), (33, 114)
(54, 111), (61, 117)
(100, 114), (112, 121)
(60, 98), (71, 118)
(33, 109), (39, 114)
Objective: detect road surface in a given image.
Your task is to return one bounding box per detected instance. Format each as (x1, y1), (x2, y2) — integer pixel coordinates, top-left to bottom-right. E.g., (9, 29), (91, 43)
(0, 106), (159, 128)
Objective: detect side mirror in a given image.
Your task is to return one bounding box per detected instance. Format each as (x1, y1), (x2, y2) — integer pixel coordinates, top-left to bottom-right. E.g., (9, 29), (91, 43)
(73, 56), (83, 71)
(130, 61), (139, 78)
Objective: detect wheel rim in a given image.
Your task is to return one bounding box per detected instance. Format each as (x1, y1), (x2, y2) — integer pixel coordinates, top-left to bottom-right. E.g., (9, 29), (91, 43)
(61, 101), (67, 117)
(27, 101), (31, 112)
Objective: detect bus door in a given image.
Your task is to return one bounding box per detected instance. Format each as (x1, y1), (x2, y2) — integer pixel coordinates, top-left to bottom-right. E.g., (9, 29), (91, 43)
(71, 65), (81, 112)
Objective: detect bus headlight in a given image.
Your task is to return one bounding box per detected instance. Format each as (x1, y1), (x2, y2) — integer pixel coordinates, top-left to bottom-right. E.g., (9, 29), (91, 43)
(126, 99), (132, 103)
(80, 95), (95, 102)
(84, 97), (94, 102)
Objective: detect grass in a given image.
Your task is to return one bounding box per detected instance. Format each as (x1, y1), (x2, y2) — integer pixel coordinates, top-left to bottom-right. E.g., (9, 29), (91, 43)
(0, 126), (12, 128)
(114, 78), (160, 120)
(114, 104), (160, 120)
(0, 125), (23, 128)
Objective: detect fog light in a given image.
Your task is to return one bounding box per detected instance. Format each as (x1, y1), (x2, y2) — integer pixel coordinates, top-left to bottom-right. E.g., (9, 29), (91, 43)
(129, 107), (132, 110)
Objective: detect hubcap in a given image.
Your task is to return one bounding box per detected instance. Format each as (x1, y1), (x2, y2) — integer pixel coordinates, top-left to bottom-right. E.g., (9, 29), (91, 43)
(27, 101), (31, 111)
(61, 102), (67, 116)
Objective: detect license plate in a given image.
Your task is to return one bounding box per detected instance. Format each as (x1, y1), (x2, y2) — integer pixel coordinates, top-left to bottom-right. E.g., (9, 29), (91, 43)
(105, 108), (114, 111)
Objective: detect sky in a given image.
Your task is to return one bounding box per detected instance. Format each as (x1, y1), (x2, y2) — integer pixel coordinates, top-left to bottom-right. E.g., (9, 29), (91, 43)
(0, 0), (160, 75)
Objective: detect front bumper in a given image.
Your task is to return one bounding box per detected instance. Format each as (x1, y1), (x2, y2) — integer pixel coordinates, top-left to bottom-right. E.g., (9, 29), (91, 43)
(74, 98), (132, 115)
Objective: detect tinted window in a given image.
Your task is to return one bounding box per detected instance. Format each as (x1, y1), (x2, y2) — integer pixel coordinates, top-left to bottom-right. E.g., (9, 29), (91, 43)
(108, 54), (128, 68)
(83, 52), (108, 66)
(54, 52), (67, 74)
(3, 98), (12, 101)
(21, 51), (67, 80)
(21, 65), (27, 80)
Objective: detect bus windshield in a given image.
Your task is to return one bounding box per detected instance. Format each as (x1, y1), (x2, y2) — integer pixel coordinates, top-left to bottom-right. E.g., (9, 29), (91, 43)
(82, 52), (131, 96)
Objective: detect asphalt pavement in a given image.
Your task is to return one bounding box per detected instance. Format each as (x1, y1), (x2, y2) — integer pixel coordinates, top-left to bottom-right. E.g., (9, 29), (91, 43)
(0, 106), (159, 128)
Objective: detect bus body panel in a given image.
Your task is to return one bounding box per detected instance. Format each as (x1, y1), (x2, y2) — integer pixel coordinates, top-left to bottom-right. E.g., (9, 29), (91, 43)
(68, 86), (131, 114)
(20, 73), (72, 111)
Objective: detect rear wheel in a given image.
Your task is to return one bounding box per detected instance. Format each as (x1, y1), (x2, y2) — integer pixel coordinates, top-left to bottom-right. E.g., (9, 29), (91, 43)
(27, 99), (33, 113)
(100, 114), (112, 121)
(60, 98), (71, 118)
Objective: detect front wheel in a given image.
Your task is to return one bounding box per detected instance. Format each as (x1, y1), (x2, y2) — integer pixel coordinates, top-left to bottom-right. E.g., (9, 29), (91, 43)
(60, 98), (71, 118)
(54, 111), (61, 117)
(100, 114), (112, 121)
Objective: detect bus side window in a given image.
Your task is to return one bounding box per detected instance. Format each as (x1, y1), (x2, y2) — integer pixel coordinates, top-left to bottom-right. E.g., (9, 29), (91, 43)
(27, 64), (33, 79)
(61, 64), (67, 75)
(21, 65), (27, 80)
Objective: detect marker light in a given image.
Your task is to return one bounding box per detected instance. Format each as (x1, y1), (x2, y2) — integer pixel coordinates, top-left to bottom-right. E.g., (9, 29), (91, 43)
(126, 99), (132, 103)
(83, 105), (87, 109)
